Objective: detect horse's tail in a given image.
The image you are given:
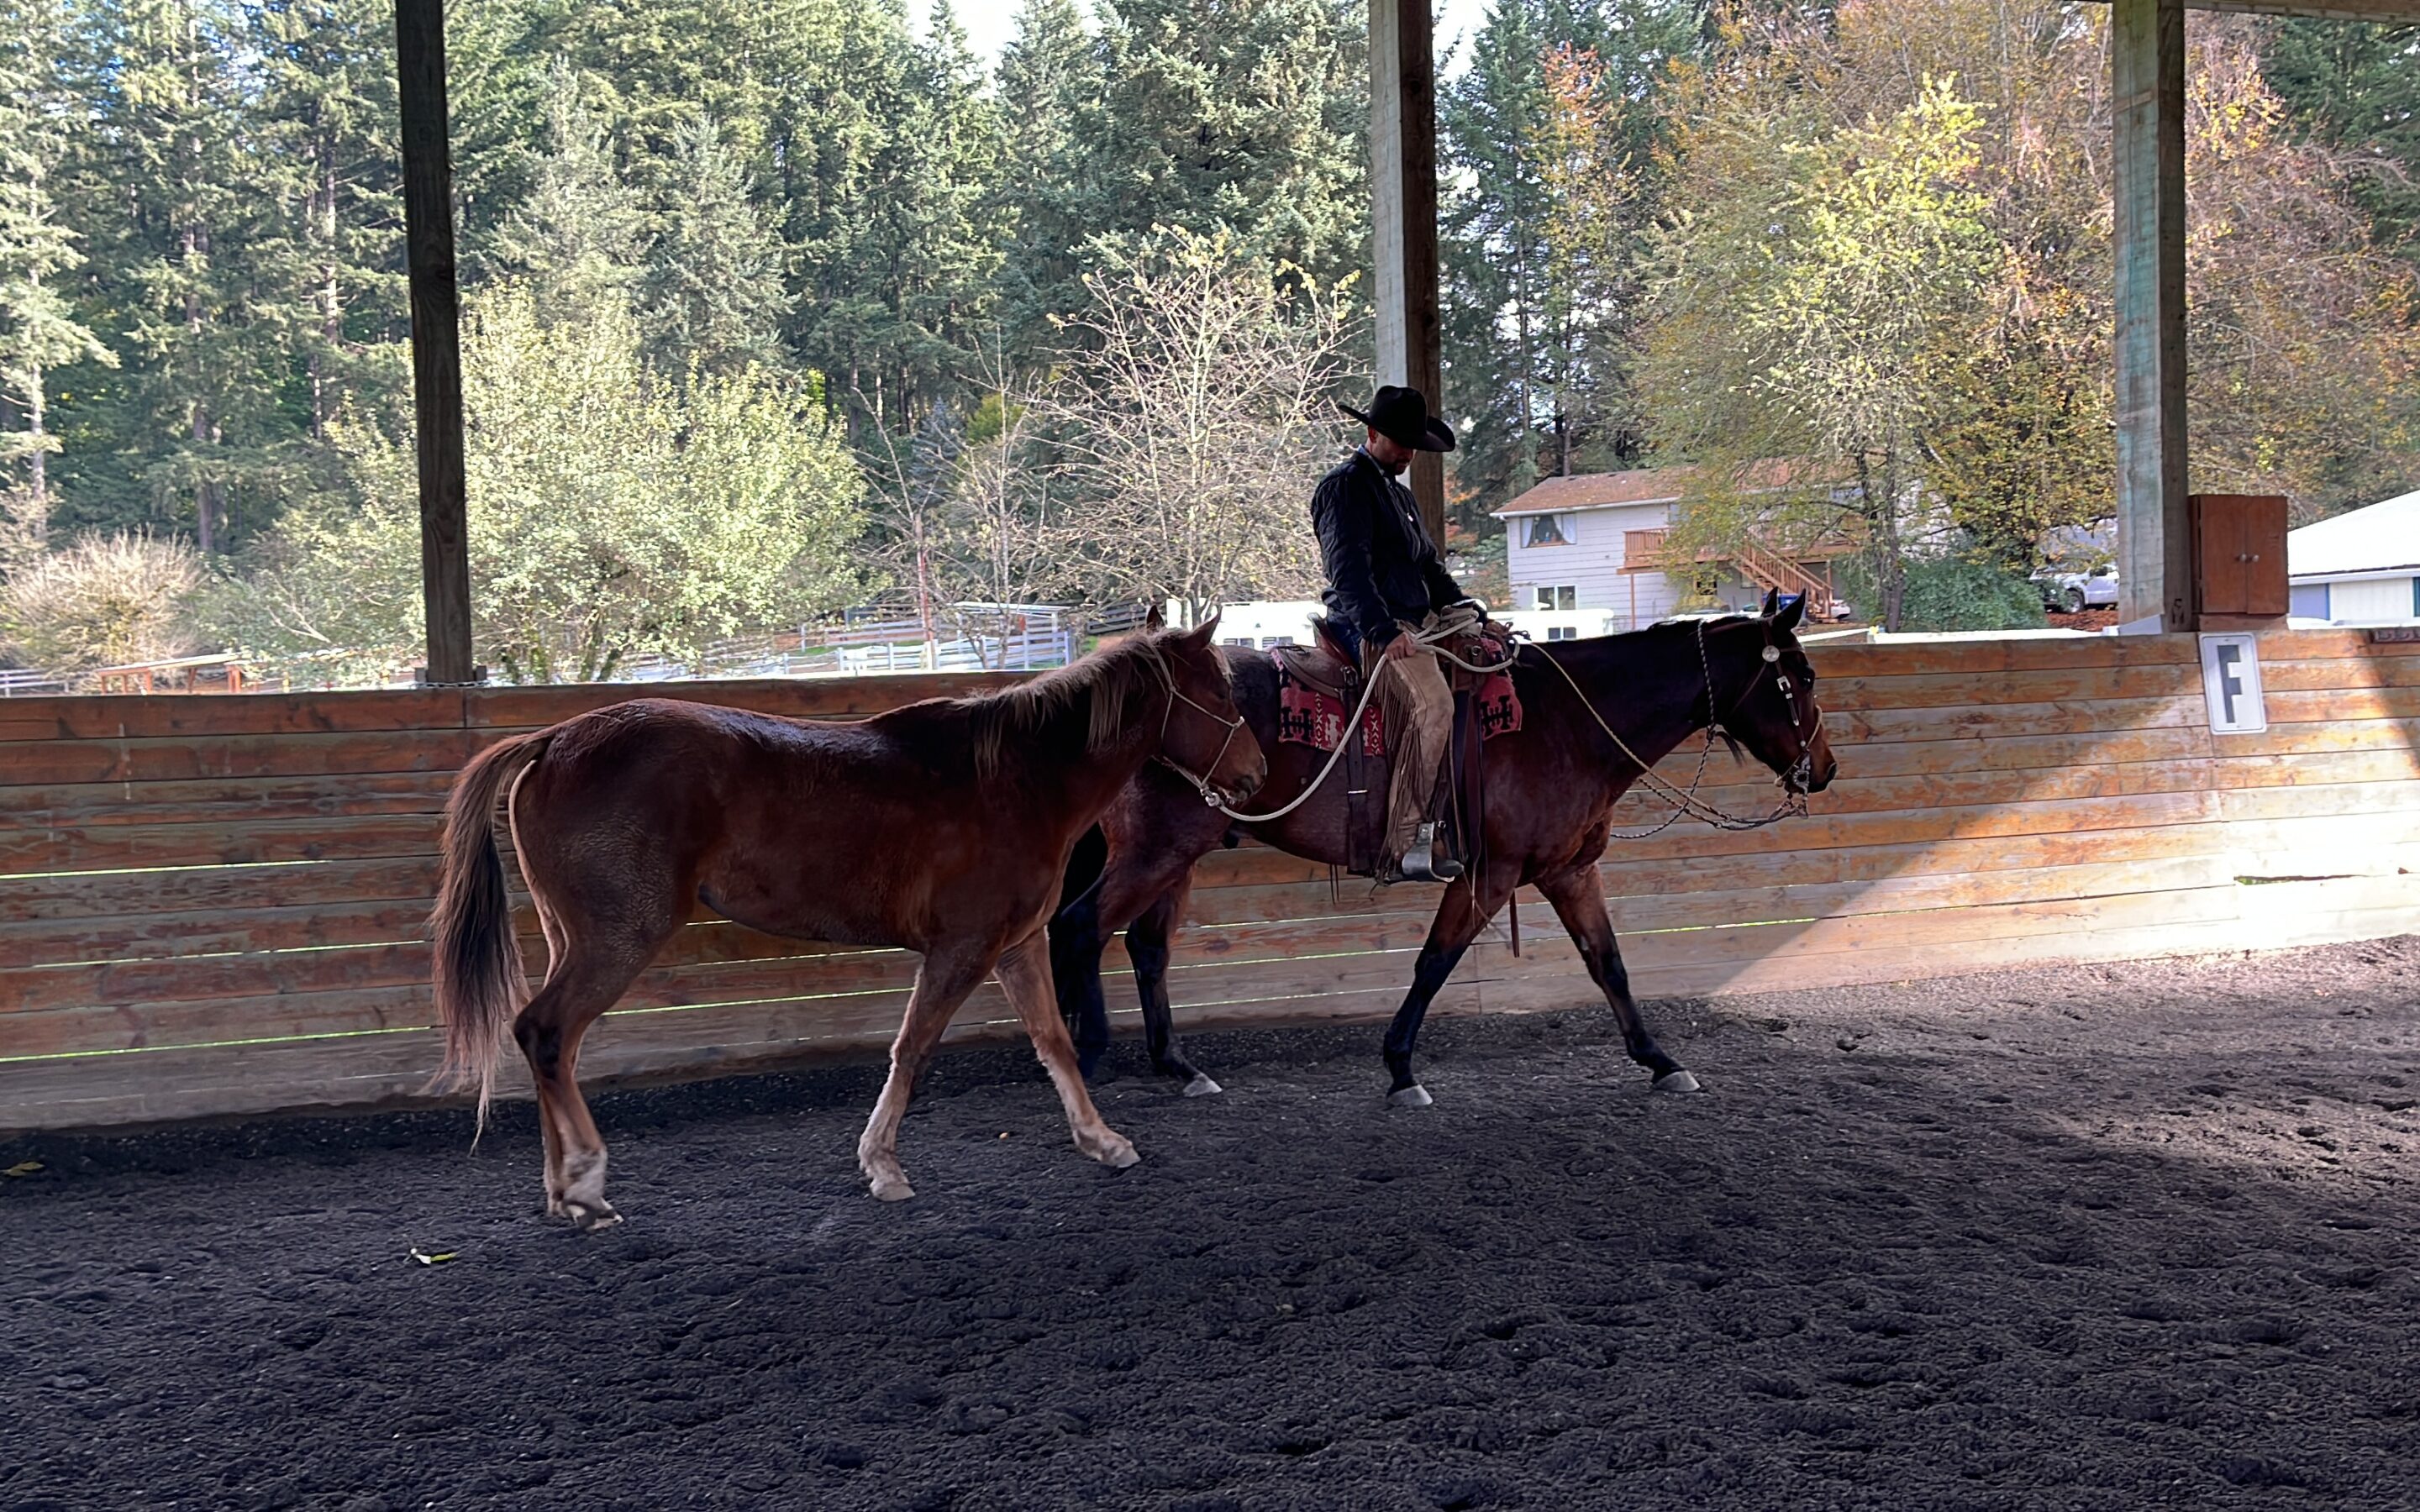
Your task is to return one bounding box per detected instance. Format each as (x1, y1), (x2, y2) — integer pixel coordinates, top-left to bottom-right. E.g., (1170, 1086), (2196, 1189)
(431, 730), (550, 1133)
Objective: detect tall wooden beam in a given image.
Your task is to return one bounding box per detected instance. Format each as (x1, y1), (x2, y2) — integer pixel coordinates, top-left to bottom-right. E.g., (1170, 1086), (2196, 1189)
(1370, 0), (1444, 543)
(2112, 0), (2191, 631)
(394, 0), (476, 683)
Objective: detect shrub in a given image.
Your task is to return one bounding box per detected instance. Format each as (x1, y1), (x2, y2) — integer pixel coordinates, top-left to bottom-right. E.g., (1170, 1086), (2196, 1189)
(0, 532), (206, 676)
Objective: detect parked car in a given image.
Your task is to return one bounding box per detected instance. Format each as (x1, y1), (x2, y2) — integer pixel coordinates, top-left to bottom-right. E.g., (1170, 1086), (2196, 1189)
(2035, 564), (2119, 614)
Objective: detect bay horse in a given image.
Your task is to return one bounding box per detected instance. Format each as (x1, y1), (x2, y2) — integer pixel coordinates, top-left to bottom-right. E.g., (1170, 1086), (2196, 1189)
(1050, 591), (1836, 1106)
(429, 617), (1265, 1227)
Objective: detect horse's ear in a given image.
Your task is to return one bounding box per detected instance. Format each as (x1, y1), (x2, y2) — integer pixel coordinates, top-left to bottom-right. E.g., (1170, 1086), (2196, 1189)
(1188, 612), (1223, 645)
(1774, 592), (1807, 632)
(1760, 587), (1780, 617)
(1146, 603), (1166, 631)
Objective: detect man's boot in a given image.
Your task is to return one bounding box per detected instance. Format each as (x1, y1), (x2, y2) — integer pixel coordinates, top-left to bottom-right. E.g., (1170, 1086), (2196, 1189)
(1392, 822), (1464, 884)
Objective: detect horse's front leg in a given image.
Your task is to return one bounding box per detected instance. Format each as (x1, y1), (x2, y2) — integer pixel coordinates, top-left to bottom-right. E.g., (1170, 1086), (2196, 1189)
(1532, 864), (1698, 1092)
(996, 934), (1140, 1171)
(1125, 881), (1220, 1096)
(1379, 862), (1517, 1107)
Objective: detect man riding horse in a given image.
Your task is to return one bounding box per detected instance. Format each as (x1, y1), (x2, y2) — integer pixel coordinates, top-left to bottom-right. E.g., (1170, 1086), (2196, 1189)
(1314, 384), (1482, 884)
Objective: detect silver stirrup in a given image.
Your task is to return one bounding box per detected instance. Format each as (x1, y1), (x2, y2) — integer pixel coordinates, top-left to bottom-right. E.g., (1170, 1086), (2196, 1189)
(1396, 822), (1464, 884)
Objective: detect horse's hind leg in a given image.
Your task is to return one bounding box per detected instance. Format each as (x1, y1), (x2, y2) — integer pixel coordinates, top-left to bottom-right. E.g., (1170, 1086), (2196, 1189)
(514, 946), (660, 1230)
(1050, 885), (1117, 1081)
(997, 933), (1140, 1171)
(1532, 864), (1696, 1092)
(1126, 882), (1219, 1096)
(859, 944), (994, 1202)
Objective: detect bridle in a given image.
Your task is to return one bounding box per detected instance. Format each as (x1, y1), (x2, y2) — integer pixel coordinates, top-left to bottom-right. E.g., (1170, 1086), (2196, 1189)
(1700, 618), (1825, 804)
(1148, 645), (1253, 807)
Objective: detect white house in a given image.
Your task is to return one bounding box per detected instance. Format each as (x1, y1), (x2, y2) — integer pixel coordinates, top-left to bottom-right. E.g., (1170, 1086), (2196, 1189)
(2288, 488), (2420, 625)
(1495, 466), (1850, 629)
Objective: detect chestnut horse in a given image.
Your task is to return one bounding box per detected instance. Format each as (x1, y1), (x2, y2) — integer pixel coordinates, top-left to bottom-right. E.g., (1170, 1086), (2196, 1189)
(1050, 592), (1836, 1106)
(430, 619), (1265, 1227)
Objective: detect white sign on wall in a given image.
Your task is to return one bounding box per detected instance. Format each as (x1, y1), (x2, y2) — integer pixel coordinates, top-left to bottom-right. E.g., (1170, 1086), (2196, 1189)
(2198, 633), (2268, 734)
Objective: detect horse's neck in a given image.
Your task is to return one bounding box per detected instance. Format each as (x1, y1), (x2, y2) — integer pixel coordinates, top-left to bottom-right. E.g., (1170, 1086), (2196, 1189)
(1030, 683), (1164, 817)
(1542, 638), (1708, 776)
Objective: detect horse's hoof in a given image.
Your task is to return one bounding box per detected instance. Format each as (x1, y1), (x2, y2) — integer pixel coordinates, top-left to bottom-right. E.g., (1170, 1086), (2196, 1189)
(869, 1175), (916, 1203)
(1388, 1084), (1434, 1110)
(571, 1203), (623, 1232)
(1181, 1074), (1223, 1098)
(1092, 1134), (1142, 1169)
(1654, 1068), (1702, 1094)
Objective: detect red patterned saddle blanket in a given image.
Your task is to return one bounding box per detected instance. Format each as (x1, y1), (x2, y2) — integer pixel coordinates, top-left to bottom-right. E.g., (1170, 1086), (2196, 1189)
(1271, 635), (1522, 754)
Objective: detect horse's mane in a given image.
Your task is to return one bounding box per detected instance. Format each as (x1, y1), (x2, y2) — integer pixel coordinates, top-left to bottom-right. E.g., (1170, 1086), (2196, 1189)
(964, 628), (1215, 780)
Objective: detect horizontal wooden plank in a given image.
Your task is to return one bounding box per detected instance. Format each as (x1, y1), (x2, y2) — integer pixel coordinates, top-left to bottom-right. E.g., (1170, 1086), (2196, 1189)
(2210, 748), (2420, 790)
(1803, 635), (2201, 677)
(0, 727), (481, 789)
(2210, 716), (2420, 759)
(1832, 725), (2213, 778)
(0, 813), (443, 874)
(0, 857), (442, 924)
(0, 897), (435, 972)
(2266, 685), (2420, 723)
(1816, 663), (2202, 711)
(2255, 654), (2420, 695)
(1832, 696), (2206, 744)
(0, 769), (457, 827)
(0, 689), (471, 743)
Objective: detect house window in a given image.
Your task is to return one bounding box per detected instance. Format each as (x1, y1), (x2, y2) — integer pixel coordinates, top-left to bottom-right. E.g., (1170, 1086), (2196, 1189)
(1544, 625), (1578, 641)
(2289, 583), (2328, 620)
(1523, 513), (1575, 548)
(1534, 585), (1576, 612)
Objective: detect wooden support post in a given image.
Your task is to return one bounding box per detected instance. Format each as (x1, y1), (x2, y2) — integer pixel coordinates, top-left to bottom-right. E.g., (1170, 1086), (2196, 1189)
(394, 0), (477, 684)
(1370, 0), (1445, 544)
(2112, 0), (2191, 632)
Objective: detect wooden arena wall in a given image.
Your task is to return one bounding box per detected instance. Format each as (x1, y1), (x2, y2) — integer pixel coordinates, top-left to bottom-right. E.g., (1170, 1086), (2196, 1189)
(3, 630), (2416, 1131)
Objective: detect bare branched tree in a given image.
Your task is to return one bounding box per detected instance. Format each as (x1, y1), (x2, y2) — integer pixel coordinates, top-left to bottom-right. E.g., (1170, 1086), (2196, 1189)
(1028, 230), (1360, 624)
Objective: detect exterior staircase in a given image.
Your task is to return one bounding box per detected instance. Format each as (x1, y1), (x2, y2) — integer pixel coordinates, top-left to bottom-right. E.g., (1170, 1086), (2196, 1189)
(1624, 529), (1847, 606)
(1732, 539), (1835, 606)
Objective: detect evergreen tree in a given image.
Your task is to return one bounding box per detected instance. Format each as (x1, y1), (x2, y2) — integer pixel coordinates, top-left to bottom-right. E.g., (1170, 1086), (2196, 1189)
(2264, 20), (2420, 267)
(0, 0), (112, 514)
(1442, 0), (1555, 517)
(246, 0), (408, 443)
(487, 64), (646, 328)
(65, 0), (287, 551)
(1440, 0), (1698, 522)
(992, 0), (1103, 360)
(1074, 0), (1368, 291)
(638, 116), (794, 378)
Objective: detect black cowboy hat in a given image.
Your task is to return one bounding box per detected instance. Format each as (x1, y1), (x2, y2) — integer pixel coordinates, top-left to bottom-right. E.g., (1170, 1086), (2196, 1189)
(1337, 384), (1456, 454)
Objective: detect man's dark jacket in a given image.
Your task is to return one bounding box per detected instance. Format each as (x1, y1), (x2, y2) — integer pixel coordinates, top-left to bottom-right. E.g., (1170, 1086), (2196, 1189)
(1311, 449), (1465, 661)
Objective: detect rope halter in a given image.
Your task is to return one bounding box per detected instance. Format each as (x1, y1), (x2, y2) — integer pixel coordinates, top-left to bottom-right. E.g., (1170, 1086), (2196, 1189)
(1148, 643), (1253, 807)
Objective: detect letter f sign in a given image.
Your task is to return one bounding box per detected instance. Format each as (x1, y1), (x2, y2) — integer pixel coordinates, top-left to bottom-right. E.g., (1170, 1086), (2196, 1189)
(2199, 633), (2267, 734)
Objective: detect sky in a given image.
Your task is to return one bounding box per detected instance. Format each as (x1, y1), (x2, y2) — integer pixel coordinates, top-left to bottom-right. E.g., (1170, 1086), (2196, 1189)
(947, 0), (1496, 81)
